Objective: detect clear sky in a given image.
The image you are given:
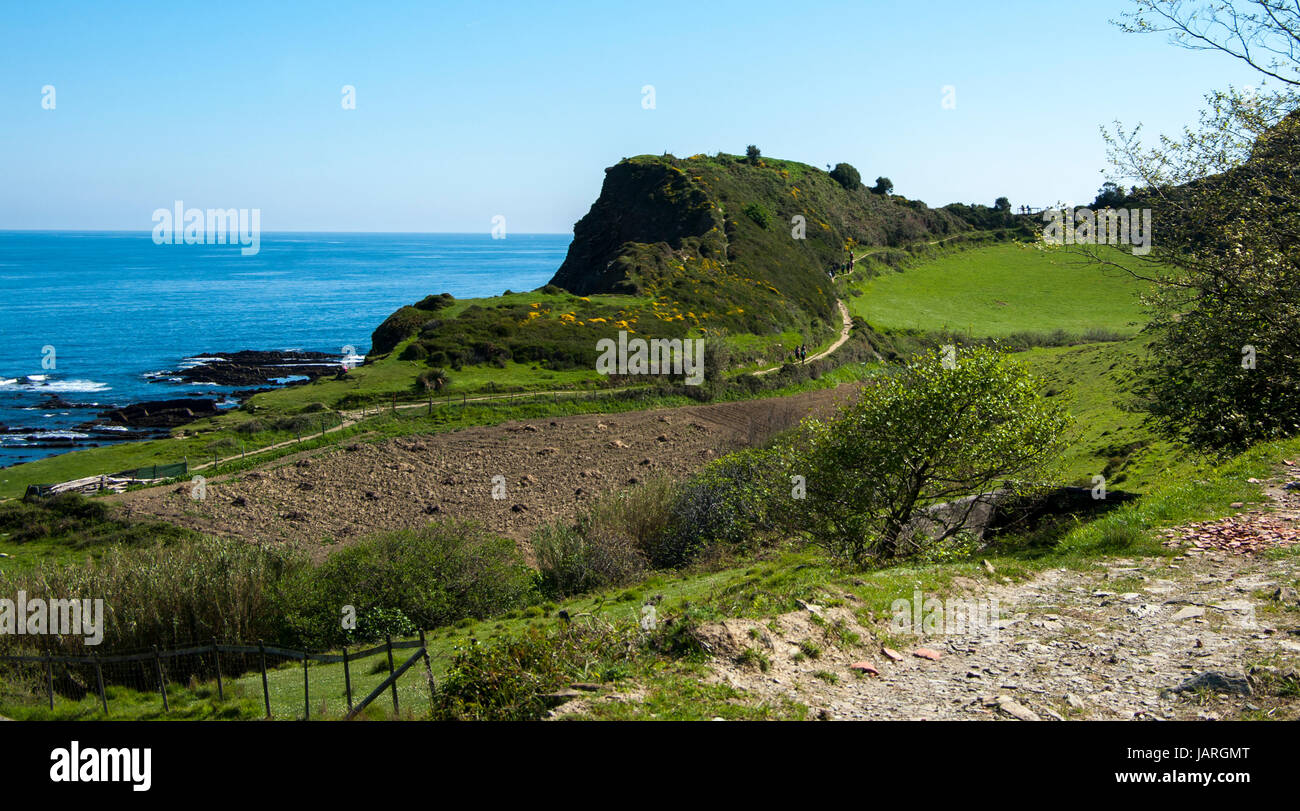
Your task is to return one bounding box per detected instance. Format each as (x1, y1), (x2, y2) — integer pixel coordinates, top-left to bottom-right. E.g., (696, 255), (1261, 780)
(0, 0), (1264, 233)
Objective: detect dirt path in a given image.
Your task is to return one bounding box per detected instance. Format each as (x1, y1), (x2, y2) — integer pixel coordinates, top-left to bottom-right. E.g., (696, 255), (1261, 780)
(753, 300), (853, 376)
(680, 474), (1300, 721)
(112, 386), (856, 557)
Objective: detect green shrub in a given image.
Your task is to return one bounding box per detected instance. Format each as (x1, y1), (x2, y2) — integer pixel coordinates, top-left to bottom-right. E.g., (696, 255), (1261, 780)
(657, 447), (785, 565)
(0, 494), (200, 551)
(830, 162), (861, 190)
(414, 293), (454, 312)
(278, 519), (536, 648)
(399, 342), (428, 361)
(370, 306), (429, 354)
(413, 367), (451, 393)
(794, 346), (1070, 564)
(743, 202), (771, 229)
(354, 606), (416, 643)
(431, 621), (635, 720)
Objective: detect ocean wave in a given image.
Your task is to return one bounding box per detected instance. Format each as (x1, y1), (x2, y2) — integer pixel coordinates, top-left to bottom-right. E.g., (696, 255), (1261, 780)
(0, 377), (112, 393)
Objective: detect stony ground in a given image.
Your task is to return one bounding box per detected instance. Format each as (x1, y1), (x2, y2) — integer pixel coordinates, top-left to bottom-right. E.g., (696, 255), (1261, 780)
(568, 474), (1300, 721)
(111, 387), (851, 559)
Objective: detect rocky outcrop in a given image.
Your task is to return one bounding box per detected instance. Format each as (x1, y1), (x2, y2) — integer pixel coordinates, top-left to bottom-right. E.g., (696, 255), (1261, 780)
(549, 160), (721, 295)
(172, 350), (342, 387)
(100, 398), (221, 428)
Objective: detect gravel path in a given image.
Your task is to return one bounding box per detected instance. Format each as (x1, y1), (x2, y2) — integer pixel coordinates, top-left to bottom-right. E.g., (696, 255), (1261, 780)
(685, 475), (1300, 721)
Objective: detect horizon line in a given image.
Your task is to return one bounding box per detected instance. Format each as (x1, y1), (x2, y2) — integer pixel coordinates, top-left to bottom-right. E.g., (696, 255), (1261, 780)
(0, 228), (574, 236)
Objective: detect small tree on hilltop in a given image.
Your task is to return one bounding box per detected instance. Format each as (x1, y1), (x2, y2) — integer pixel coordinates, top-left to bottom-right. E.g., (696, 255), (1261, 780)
(790, 347), (1069, 565)
(829, 162), (862, 190)
(870, 176), (894, 195)
(746, 144), (761, 164)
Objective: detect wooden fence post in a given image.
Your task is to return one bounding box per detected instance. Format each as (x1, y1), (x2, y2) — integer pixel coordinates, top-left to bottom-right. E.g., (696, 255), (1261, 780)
(258, 641), (271, 718)
(152, 646), (168, 713)
(342, 645), (353, 713)
(385, 635), (398, 716)
(92, 651), (108, 715)
(212, 638), (224, 701)
(420, 629), (436, 713)
(302, 651), (310, 721)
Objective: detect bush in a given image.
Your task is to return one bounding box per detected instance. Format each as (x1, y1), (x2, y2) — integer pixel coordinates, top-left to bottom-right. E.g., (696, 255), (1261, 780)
(742, 202), (771, 229)
(794, 346), (1070, 564)
(414, 293), (454, 312)
(0, 494), (200, 551)
(532, 523), (646, 597)
(413, 367), (451, 393)
(399, 342), (428, 361)
(354, 606), (416, 643)
(370, 306), (429, 354)
(870, 176), (893, 195)
(278, 519), (536, 648)
(533, 480), (680, 596)
(430, 621), (635, 720)
(657, 447), (785, 564)
(830, 162), (861, 190)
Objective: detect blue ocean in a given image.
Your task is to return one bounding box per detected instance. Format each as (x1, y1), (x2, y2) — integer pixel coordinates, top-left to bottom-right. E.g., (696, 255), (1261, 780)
(0, 231), (571, 467)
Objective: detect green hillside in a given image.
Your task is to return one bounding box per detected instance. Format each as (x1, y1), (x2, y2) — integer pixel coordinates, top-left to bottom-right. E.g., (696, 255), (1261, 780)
(371, 152), (973, 374)
(847, 243), (1150, 338)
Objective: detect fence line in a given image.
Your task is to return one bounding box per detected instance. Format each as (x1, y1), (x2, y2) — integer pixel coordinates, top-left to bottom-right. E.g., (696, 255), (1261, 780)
(0, 633), (432, 720)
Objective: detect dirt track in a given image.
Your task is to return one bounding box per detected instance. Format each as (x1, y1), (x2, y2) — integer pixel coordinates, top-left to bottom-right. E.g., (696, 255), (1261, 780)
(112, 386), (855, 557)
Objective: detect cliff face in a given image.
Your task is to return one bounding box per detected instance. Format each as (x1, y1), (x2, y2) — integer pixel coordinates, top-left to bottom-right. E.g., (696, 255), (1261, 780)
(550, 160), (721, 295)
(547, 153), (969, 332)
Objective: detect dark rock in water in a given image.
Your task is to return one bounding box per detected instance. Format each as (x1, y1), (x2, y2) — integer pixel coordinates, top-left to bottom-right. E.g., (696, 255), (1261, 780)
(39, 393), (97, 409)
(100, 398), (221, 428)
(170, 350), (344, 387)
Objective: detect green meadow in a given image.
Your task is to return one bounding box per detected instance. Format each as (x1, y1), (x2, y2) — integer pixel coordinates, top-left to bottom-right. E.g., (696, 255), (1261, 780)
(847, 243), (1151, 338)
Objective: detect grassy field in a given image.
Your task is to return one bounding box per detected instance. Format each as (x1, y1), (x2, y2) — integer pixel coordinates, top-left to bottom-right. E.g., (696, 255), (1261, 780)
(1016, 337), (1212, 492)
(847, 243), (1151, 338)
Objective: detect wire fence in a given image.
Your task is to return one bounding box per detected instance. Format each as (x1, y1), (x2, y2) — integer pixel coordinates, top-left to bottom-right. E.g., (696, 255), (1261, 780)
(0, 633), (434, 720)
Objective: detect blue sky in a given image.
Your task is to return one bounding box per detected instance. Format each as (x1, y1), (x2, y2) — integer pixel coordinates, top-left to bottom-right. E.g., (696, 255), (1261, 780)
(0, 0), (1265, 233)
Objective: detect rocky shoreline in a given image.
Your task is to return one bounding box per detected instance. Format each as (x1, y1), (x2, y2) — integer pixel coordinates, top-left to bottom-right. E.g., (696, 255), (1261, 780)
(2, 351), (354, 461)
(96, 349), (349, 429)
(167, 350), (345, 388)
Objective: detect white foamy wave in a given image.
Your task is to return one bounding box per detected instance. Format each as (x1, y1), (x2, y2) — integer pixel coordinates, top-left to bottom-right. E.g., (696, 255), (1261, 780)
(0, 377), (112, 393)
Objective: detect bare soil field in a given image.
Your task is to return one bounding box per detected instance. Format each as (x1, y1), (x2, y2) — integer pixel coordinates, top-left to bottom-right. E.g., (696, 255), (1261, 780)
(112, 386), (855, 558)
